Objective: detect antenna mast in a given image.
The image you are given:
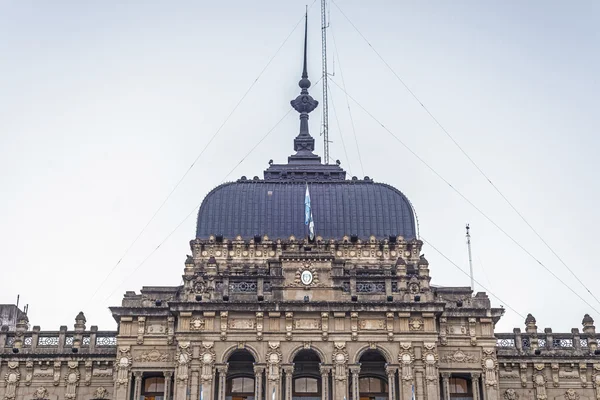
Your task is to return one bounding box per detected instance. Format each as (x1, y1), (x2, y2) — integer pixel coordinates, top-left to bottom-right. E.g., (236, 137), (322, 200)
(321, 0), (330, 164)
(466, 224), (475, 292)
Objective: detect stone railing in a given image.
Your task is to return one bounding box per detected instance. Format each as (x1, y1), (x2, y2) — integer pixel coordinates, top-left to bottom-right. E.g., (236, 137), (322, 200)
(496, 329), (598, 356)
(0, 326), (117, 355)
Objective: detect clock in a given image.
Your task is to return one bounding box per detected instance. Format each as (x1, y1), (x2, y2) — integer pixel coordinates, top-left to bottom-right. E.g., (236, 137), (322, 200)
(300, 270), (313, 285)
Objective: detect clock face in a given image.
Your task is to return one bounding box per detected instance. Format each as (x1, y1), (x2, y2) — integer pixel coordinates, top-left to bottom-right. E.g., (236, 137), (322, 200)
(301, 270), (313, 285)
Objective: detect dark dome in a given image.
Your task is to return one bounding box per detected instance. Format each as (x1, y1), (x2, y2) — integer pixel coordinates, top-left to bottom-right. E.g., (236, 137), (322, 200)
(196, 179), (416, 241)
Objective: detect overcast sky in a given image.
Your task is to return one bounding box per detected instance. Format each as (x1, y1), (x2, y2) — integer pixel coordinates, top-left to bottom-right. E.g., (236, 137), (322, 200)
(0, 1), (598, 333)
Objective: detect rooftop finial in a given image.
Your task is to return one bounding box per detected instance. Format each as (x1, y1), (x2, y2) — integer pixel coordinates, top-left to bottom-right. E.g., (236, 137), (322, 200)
(301, 7), (309, 83)
(290, 8), (319, 156)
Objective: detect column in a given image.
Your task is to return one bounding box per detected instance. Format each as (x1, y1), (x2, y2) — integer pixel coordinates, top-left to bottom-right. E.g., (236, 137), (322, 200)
(255, 364), (266, 400)
(190, 370), (199, 400)
(320, 365), (331, 400)
(266, 364), (281, 400)
(133, 372), (143, 400)
(349, 365), (360, 400)
(441, 373), (451, 400)
(471, 373), (481, 400)
(163, 371), (173, 400)
(216, 364), (228, 400)
(385, 365), (398, 400)
(281, 365), (293, 400)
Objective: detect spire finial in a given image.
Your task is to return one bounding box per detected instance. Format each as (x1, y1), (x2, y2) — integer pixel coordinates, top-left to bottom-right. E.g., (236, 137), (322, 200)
(301, 8), (309, 81)
(290, 7), (319, 148)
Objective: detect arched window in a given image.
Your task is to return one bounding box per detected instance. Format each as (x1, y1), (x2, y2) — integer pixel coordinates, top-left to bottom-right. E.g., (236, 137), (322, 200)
(449, 377), (473, 400)
(226, 377), (255, 395)
(142, 377), (165, 400)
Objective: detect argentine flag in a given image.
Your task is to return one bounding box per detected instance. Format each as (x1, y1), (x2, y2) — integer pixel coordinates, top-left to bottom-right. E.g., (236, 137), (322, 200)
(305, 184), (315, 240)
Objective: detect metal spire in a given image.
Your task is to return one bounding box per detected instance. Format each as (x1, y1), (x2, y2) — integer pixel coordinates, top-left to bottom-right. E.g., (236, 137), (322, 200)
(290, 10), (319, 155)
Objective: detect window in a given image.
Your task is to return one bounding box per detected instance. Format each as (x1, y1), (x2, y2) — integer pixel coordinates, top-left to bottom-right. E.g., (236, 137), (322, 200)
(143, 377), (165, 394)
(359, 377), (388, 394)
(294, 377), (319, 393)
(449, 377), (473, 400)
(227, 377), (255, 394)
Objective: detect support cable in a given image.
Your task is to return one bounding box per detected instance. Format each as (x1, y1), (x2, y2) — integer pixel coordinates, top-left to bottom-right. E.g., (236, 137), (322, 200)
(421, 236), (528, 322)
(103, 108), (295, 302)
(83, 4), (317, 308)
(327, 82), (353, 176)
(329, 78), (600, 316)
(331, 0), (600, 307)
(329, 23), (365, 177)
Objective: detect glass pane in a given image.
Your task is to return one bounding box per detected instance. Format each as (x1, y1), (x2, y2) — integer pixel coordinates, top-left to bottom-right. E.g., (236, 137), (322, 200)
(144, 378), (164, 393)
(231, 378), (244, 393)
(359, 378), (370, 393)
(305, 378), (318, 393)
(450, 378), (469, 394)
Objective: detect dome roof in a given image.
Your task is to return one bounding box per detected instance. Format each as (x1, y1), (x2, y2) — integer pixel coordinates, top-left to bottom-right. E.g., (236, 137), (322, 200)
(196, 179), (416, 241)
(195, 20), (416, 241)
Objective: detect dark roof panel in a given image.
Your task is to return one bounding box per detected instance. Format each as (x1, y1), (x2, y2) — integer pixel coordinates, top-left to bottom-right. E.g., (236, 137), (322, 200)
(196, 181), (416, 240)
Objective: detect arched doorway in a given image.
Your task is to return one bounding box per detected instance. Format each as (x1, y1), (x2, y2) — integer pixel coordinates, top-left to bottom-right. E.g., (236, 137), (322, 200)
(226, 350), (257, 400)
(358, 350), (388, 400)
(292, 350), (322, 400)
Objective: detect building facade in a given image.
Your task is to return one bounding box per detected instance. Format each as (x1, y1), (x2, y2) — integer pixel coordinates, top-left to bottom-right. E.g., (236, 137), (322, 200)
(1, 22), (599, 400)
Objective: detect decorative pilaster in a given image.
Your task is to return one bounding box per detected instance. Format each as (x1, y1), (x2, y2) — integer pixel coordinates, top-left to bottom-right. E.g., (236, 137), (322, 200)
(349, 365), (360, 400)
(422, 343), (439, 400)
(471, 373), (481, 400)
(481, 349), (499, 400)
(255, 364), (266, 400)
(200, 342), (216, 400)
(174, 342), (191, 400)
(332, 343), (349, 400)
(3, 361), (21, 400)
(320, 365), (332, 400)
(164, 371), (173, 400)
(441, 372), (451, 400)
(65, 361), (81, 400)
(283, 365), (294, 400)
(266, 342), (282, 400)
(216, 365), (228, 400)
(133, 372), (143, 400)
(385, 365), (398, 400)
(115, 347), (133, 400)
(399, 343), (415, 400)
(533, 364), (547, 400)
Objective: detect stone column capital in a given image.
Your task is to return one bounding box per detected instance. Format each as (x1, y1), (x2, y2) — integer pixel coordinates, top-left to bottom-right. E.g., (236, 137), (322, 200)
(163, 371), (173, 378)
(134, 371), (143, 378)
(281, 364), (294, 374)
(386, 365), (399, 375)
(441, 372), (451, 379)
(349, 364), (361, 374)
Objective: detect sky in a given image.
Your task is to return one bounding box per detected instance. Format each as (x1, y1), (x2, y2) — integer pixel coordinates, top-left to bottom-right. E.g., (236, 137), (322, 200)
(0, 0), (598, 333)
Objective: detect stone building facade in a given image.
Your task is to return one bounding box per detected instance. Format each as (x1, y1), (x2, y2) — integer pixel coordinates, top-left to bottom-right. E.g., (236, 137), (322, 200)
(1, 20), (598, 400)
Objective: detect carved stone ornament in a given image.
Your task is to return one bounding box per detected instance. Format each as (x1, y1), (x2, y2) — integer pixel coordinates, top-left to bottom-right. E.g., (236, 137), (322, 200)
(175, 342), (192, 382)
(399, 343), (415, 382)
(135, 349), (170, 363)
(482, 349), (498, 388)
(409, 318), (424, 331)
(190, 317), (206, 331)
(32, 387), (49, 400)
(504, 389), (519, 400)
(564, 389), (580, 400)
(266, 342), (282, 382)
(4, 362), (21, 400)
(422, 343), (438, 382)
(64, 362), (81, 400)
(289, 262), (320, 287)
(116, 347), (132, 387)
(200, 342), (216, 383)
(94, 387), (109, 399)
(442, 350), (477, 363)
(332, 342), (349, 381)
